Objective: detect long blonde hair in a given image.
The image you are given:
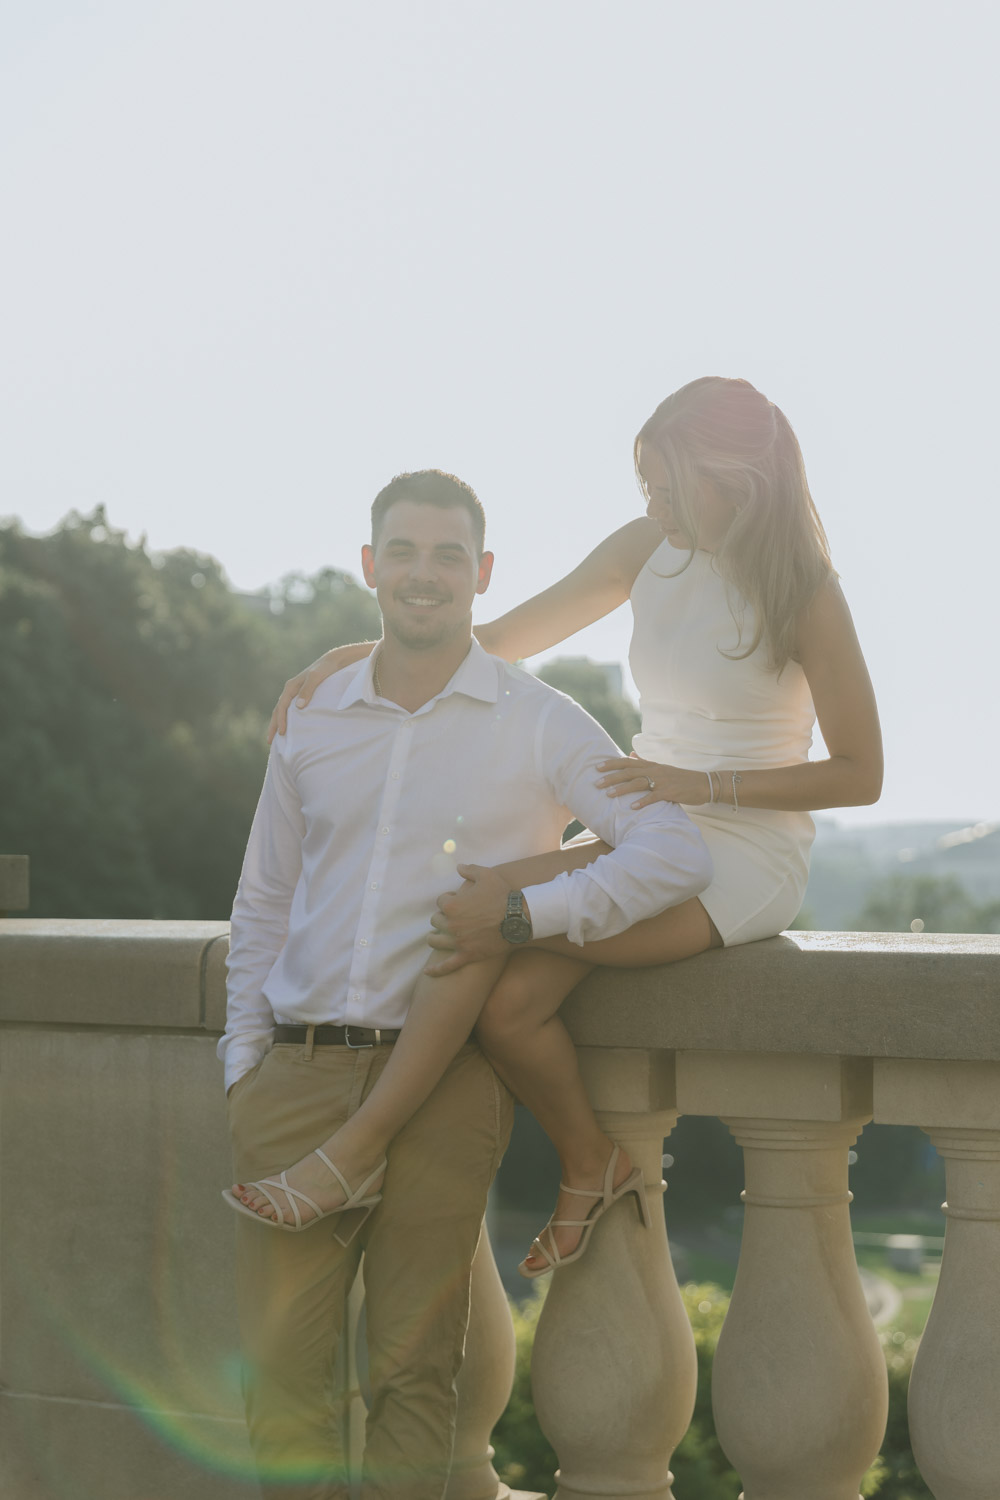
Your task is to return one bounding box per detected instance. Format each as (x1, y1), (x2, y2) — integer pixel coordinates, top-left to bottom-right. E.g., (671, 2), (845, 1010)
(634, 376), (833, 670)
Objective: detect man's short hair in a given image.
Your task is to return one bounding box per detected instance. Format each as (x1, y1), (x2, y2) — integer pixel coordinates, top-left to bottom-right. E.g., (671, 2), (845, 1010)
(370, 470), (486, 555)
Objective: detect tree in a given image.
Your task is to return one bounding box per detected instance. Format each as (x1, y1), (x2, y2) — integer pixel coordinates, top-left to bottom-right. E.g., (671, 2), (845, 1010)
(852, 873), (1000, 934)
(0, 509), (381, 918)
(535, 658), (640, 754)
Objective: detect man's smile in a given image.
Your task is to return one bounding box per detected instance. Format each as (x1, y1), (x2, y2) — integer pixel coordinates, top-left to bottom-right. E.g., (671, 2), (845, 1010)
(397, 594), (448, 608)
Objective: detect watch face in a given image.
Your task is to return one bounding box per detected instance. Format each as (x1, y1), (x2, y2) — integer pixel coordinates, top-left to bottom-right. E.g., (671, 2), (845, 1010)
(500, 914), (533, 944)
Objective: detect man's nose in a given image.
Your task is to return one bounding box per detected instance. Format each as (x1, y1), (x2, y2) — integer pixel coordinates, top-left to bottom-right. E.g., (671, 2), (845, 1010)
(405, 556), (442, 586)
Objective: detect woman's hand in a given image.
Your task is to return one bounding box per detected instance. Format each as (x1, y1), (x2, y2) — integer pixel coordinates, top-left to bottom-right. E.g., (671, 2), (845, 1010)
(596, 753), (712, 809)
(267, 641), (377, 743)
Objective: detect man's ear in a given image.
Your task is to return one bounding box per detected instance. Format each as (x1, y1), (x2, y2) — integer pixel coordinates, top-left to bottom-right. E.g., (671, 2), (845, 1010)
(361, 544), (376, 589)
(476, 551), (494, 594)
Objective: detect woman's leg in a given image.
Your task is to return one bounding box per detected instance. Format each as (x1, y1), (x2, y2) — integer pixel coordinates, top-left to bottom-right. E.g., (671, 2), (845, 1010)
(476, 877), (721, 1269)
(235, 956), (508, 1223)
(234, 843), (610, 1222)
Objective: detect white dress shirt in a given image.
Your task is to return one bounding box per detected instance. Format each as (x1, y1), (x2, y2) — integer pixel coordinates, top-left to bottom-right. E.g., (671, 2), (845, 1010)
(220, 641), (711, 1092)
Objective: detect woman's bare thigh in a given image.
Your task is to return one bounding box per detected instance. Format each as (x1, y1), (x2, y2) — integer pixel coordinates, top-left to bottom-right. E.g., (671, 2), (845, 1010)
(534, 896), (722, 968)
(490, 843), (721, 968)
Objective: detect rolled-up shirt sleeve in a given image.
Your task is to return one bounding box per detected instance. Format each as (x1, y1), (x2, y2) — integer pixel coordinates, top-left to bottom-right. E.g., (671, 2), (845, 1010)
(218, 741), (307, 1093)
(521, 694), (712, 945)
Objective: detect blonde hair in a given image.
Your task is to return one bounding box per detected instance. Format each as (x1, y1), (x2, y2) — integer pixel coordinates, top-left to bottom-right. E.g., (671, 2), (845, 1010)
(634, 376), (833, 670)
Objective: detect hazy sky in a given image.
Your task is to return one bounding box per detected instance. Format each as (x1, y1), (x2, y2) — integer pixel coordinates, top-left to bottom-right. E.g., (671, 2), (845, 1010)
(2, 2), (997, 826)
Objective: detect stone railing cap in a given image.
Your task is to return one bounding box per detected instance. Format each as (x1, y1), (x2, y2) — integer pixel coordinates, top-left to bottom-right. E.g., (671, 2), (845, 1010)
(566, 930), (1000, 1062)
(2, 923), (998, 1062)
(0, 919), (230, 1030)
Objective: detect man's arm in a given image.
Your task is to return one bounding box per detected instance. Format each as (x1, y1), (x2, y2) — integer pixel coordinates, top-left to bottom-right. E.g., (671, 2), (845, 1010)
(218, 742), (306, 1093)
(429, 692), (712, 966)
(523, 693), (711, 942)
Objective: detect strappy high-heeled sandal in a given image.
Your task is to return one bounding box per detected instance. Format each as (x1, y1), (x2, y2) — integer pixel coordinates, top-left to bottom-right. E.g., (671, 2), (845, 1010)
(518, 1145), (651, 1279)
(222, 1150), (387, 1245)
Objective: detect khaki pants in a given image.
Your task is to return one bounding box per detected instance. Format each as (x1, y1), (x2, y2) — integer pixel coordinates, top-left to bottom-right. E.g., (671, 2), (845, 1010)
(227, 1040), (513, 1500)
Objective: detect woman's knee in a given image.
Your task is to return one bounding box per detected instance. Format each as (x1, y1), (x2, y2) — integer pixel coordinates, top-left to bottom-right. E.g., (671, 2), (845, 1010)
(476, 967), (545, 1052)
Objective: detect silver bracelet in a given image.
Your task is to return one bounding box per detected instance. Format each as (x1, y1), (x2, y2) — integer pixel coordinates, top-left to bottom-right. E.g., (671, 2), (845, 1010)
(705, 770), (715, 805)
(731, 771), (742, 814)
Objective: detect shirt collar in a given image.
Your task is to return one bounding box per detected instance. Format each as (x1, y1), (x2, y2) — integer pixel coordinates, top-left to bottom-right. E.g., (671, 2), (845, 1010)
(337, 637), (501, 711)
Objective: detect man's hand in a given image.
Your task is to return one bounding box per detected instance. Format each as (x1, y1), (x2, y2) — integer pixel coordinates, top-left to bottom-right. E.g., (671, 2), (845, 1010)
(423, 864), (527, 977)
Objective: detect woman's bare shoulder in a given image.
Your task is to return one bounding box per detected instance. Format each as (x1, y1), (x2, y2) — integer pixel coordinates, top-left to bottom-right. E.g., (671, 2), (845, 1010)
(597, 516), (664, 589)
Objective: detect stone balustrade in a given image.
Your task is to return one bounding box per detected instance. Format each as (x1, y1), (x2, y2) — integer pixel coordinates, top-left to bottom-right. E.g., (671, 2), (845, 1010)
(1, 920), (998, 1500)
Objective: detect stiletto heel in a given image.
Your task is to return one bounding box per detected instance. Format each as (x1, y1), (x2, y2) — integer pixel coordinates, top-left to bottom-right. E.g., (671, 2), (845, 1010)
(518, 1145), (651, 1279)
(632, 1172), (655, 1228)
(222, 1150), (387, 1235)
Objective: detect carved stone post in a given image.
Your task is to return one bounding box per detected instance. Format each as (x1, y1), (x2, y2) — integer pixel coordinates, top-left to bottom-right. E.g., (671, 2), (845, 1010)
(448, 1228), (519, 1500)
(874, 1059), (1000, 1500)
(530, 1047), (696, 1500)
(679, 1052), (887, 1500)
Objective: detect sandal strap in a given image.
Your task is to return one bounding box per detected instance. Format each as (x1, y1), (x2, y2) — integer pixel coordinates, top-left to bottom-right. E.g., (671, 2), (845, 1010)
(313, 1149), (387, 1209)
(557, 1145), (622, 1206)
(528, 1235), (559, 1270)
(252, 1174), (324, 1229)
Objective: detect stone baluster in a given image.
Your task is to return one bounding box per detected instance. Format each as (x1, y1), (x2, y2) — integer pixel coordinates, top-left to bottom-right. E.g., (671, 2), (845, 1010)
(448, 1228), (519, 1500)
(679, 1051), (888, 1500)
(530, 1047), (697, 1500)
(874, 1059), (1000, 1500)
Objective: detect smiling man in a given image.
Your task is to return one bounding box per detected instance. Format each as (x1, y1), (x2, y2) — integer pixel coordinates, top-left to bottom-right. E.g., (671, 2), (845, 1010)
(221, 469), (711, 1500)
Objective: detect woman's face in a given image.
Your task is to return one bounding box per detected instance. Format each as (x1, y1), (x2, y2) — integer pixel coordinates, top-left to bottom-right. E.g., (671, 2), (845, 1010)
(637, 441), (736, 553)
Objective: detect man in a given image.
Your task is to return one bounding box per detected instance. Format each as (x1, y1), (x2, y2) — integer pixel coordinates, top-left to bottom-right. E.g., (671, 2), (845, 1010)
(221, 469), (710, 1500)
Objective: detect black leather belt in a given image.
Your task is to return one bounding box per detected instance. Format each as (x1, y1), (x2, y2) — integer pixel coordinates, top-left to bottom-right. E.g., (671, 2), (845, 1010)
(274, 1024), (401, 1048)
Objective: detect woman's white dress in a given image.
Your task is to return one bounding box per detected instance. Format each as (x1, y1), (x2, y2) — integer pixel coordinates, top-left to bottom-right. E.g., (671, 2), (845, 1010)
(629, 538), (816, 945)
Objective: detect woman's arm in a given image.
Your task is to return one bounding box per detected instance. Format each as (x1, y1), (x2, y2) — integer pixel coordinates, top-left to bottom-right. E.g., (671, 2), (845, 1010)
(599, 577), (884, 813)
(474, 518), (662, 661)
(269, 518), (662, 735)
(268, 640), (377, 742)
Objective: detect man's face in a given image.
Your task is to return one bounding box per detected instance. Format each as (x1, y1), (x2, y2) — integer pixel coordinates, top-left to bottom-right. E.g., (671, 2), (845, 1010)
(362, 500), (493, 652)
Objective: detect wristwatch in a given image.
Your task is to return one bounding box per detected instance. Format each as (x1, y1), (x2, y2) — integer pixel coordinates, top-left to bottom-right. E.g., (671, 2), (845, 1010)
(499, 890), (533, 945)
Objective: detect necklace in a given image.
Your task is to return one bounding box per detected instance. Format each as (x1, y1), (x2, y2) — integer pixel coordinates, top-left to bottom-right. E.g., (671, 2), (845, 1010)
(372, 649), (383, 698)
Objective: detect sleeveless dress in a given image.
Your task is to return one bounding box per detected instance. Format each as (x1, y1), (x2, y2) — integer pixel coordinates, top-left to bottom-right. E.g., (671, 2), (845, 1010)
(629, 538), (816, 946)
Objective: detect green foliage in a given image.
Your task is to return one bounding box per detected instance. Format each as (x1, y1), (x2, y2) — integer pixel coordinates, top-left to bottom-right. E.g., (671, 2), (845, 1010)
(669, 1285), (742, 1497)
(536, 658), (640, 754)
(852, 872), (1000, 934)
(0, 509), (380, 917)
(493, 1283), (931, 1500)
(490, 1286), (557, 1493)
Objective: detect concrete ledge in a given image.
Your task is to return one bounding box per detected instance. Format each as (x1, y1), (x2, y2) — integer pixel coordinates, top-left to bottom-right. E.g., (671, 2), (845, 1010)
(565, 931), (1000, 1062)
(2, 923), (998, 1062)
(0, 920), (230, 1028)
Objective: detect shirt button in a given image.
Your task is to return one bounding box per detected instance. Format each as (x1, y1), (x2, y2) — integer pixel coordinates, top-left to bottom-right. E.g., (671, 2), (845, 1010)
(353, 993), (361, 1002)
(381, 826), (390, 834)
(391, 772), (400, 780)
(370, 882), (378, 890)
(359, 939), (368, 947)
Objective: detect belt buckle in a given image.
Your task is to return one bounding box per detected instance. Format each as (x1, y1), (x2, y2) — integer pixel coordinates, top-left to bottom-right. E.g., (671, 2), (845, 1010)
(344, 1025), (374, 1050)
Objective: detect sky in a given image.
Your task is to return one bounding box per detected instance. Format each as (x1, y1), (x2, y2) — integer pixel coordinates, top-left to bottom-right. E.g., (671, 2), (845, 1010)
(2, 1), (997, 827)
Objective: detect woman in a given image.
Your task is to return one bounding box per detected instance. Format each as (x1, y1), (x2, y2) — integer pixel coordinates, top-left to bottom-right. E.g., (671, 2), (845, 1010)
(229, 376), (882, 1276)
